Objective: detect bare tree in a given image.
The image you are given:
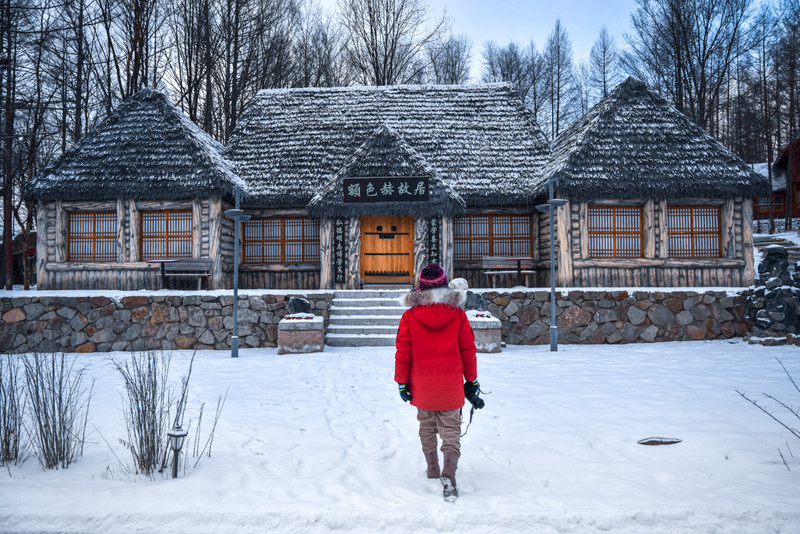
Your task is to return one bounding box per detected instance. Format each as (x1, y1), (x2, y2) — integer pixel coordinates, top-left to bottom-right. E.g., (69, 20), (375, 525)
(625, 0), (755, 130)
(543, 19), (577, 139)
(338, 0), (449, 85)
(481, 39), (546, 118)
(427, 33), (471, 84)
(293, 0), (351, 88)
(589, 25), (620, 100)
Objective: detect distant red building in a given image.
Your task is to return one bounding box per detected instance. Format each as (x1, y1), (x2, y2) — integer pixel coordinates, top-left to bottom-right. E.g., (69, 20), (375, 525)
(754, 137), (800, 219)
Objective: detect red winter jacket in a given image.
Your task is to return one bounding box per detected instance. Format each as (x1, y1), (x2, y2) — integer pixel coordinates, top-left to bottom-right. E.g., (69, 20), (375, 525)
(394, 288), (478, 411)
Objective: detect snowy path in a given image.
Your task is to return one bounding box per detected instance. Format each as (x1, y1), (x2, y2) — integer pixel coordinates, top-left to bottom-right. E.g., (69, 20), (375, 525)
(1, 341), (800, 533)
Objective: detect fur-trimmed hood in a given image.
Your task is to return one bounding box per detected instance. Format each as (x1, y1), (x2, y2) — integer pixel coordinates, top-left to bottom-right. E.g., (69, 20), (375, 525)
(401, 288), (465, 309)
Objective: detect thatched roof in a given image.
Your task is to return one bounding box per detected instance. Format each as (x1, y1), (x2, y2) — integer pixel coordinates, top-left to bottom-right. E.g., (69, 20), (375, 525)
(307, 124), (465, 218)
(225, 83), (550, 209)
(27, 88), (244, 202)
(539, 77), (770, 202)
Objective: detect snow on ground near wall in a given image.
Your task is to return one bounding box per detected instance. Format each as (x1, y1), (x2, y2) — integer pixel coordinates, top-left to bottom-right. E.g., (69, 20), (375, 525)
(1, 342), (800, 534)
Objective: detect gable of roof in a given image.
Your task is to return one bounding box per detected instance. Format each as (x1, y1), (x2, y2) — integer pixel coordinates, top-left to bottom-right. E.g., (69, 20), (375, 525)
(307, 124), (465, 218)
(539, 77), (770, 202)
(225, 83), (550, 209)
(27, 88), (244, 202)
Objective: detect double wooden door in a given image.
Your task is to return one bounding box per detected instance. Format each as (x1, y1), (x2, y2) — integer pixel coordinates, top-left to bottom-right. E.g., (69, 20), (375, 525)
(360, 216), (414, 283)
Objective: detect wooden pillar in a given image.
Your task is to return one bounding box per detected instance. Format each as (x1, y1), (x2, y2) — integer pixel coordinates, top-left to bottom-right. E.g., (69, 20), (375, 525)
(643, 198), (656, 258)
(441, 216), (454, 282)
(720, 198), (735, 258)
(208, 195), (223, 289)
(192, 198), (202, 258)
(36, 202), (50, 289)
(129, 200), (140, 262)
(555, 201), (573, 286)
(741, 197), (755, 283)
(413, 217), (428, 285)
(346, 217), (360, 289)
(116, 199), (127, 262)
(656, 199), (668, 259)
(319, 217), (333, 289)
(54, 200), (65, 262)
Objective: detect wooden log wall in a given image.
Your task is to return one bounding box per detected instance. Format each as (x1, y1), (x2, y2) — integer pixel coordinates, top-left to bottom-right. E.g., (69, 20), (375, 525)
(37, 198), (217, 290)
(563, 197), (754, 287)
(240, 268), (321, 290)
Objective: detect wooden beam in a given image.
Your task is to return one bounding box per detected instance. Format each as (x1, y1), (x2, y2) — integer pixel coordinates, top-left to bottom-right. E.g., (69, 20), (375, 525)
(208, 195), (223, 289)
(741, 197), (755, 283)
(319, 218), (333, 288)
(116, 199), (127, 262)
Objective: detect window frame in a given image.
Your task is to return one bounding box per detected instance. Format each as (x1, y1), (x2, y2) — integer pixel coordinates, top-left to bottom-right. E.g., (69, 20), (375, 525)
(666, 205), (722, 259)
(586, 206), (644, 259)
(242, 217), (321, 264)
(453, 214), (534, 262)
(140, 210), (193, 261)
(67, 211), (117, 262)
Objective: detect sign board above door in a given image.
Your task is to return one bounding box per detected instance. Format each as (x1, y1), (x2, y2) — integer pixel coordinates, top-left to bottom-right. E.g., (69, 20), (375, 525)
(343, 177), (429, 203)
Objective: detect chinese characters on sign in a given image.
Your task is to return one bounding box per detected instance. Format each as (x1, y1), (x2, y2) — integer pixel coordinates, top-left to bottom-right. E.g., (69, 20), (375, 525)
(343, 177), (429, 203)
(334, 218), (346, 284)
(428, 217), (440, 265)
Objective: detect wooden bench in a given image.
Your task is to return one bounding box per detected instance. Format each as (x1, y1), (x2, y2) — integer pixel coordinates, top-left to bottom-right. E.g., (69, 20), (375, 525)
(162, 258), (213, 290)
(481, 256), (535, 288)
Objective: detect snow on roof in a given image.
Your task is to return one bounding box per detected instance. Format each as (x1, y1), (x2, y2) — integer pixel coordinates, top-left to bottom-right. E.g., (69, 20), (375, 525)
(27, 89), (245, 202)
(307, 124), (465, 218)
(539, 77), (770, 202)
(225, 83), (550, 209)
(751, 162), (786, 192)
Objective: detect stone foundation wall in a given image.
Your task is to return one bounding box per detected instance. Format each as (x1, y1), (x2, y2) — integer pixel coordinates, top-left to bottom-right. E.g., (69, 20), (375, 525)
(1, 293), (331, 353)
(481, 289), (751, 344)
(0, 288), (764, 353)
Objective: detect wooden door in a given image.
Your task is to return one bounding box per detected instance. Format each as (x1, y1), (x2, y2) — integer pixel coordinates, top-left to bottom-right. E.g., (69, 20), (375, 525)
(360, 216), (414, 283)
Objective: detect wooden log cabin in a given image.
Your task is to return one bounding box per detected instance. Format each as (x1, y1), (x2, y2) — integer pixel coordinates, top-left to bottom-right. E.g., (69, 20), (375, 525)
(27, 89), (245, 290)
(753, 137), (800, 221)
(27, 79), (769, 290)
(537, 77), (770, 287)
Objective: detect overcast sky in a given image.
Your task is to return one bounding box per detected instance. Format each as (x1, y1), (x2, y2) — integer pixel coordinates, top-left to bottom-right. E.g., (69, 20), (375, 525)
(316, 0), (640, 82)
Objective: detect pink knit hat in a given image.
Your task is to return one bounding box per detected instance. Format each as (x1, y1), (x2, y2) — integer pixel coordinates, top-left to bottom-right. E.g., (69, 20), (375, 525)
(417, 263), (448, 290)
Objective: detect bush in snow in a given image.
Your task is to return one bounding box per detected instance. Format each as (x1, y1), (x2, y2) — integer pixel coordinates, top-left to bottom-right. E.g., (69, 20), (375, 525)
(22, 353), (93, 469)
(0, 356), (25, 465)
(737, 358), (800, 470)
(112, 351), (193, 477)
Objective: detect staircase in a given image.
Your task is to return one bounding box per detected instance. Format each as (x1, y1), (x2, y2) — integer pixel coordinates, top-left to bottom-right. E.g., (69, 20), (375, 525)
(753, 234), (800, 265)
(325, 290), (409, 346)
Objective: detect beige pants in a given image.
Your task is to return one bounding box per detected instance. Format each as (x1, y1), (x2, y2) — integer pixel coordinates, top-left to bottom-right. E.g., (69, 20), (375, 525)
(417, 408), (461, 457)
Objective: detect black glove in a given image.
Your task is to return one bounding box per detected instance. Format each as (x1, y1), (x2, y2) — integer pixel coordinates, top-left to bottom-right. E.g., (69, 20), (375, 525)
(398, 383), (413, 402)
(464, 379), (485, 409)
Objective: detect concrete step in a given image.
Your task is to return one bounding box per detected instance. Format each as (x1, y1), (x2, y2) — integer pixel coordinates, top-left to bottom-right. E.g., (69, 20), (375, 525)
(327, 324), (399, 335)
(329, 315), (403, 326)
(325, 333), (397, 346)
(333, 290), (408, 299)
(329, 305), (407, 316)
(332, 297), (403, 307)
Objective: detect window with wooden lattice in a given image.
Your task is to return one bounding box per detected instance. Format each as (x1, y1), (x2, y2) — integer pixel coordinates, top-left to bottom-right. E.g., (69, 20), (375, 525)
(68, 212), (117, 262)
(667, 206), (721, 258)
(453, 215), (533, 261)
(243, 217), (320, 263)
(587, 206), (643, 258)
(140, 211), (192, 260)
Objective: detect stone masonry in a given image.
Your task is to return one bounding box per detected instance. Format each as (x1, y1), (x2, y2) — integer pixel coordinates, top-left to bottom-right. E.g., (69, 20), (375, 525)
(1, 294), (331, 354)
(481, 289), (750, 345)
(0, 288), (765, 353)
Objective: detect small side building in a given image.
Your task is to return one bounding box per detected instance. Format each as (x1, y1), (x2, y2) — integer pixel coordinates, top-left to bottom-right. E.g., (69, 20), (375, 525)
(753, 137), (800, 220)
(538, 77), (770, 287)
(27, 89), (245, 290)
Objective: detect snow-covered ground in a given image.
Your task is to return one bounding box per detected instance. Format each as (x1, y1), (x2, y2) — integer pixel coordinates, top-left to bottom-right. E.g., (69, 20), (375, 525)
(1, 342), (799, 533)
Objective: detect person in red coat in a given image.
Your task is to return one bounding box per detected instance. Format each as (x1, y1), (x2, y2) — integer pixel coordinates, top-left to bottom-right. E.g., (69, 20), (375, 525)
(395, 262), (484, 500)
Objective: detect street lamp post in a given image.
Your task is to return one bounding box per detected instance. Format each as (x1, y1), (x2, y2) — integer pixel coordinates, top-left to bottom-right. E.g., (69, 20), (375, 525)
(224, 191), (250, 358)
(536, 178), (567, 352)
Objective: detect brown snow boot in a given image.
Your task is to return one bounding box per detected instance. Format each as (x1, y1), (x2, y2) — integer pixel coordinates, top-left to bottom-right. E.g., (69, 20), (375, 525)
(440, 452), (459, 501)
(424, 451), (440, 479)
